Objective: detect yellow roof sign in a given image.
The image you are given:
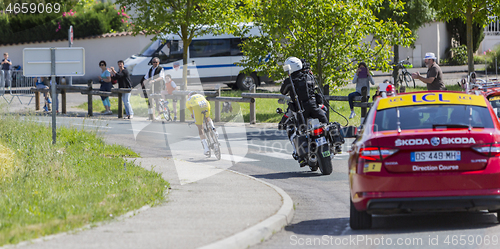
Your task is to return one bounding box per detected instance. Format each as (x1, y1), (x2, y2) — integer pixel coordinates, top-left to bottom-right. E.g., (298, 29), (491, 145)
(489, 96), (500, 101)
(377, 92), (487, 110)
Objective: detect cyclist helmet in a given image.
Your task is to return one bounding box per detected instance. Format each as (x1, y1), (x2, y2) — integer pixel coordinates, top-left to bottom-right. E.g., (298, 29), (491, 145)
(188, 91), (197, 98)
(284, 57), (302, 74)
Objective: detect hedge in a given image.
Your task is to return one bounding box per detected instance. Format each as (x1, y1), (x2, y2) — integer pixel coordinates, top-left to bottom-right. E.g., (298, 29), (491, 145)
(0, 2), (129, 45)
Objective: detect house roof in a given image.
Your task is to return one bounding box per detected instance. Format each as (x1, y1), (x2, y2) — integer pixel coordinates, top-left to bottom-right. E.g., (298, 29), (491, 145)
(2, 31), (145, 46)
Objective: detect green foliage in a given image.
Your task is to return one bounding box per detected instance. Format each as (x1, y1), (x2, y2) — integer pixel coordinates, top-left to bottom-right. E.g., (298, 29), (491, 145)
(446, 18), (485, 53)
(0, 1), (130, 45)
(238, 0), (414, 88)
(449, 45), (468, 65)
(116, 0), (247, 88)
(376, 0), (435, 42)
(0, 114), (167, 246)
(431, 0), (500, 72)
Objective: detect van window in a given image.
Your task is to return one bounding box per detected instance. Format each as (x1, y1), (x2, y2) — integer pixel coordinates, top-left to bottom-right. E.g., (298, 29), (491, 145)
(231, 38), (244, 56)
(373, 104), (494, 131)
(140, 40), (162, 57)
(189, 39), (230, 58)
(159, 40), (183, 64)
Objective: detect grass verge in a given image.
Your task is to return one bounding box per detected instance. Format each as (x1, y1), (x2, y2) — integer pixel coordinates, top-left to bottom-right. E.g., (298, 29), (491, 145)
(0, 114), (168, 246)
(75, 85), (462, 126)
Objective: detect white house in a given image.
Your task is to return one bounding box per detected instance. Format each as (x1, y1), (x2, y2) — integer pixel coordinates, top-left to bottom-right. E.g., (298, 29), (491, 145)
(479, 16), (500, 54)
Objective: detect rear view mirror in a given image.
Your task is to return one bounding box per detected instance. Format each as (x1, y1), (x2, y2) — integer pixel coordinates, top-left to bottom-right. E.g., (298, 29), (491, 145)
(276, 108), (283, 114)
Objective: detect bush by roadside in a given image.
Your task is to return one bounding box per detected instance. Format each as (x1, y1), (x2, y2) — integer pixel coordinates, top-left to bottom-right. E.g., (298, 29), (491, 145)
(0, 114), (168, 246)
(0, 1), (130, 45)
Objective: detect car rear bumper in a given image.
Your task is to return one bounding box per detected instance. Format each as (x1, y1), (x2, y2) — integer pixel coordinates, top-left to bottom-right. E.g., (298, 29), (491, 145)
(366, 195), (500, 214)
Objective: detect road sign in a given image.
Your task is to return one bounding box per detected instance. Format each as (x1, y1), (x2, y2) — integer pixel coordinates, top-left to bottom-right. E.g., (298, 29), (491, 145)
(69, 25), (73, 45)
(23, 47), (85, 77)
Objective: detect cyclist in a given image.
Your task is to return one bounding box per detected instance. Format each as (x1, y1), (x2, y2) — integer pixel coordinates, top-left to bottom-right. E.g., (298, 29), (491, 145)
(161, 74), (178, 121)
(187, 91), (218, 156)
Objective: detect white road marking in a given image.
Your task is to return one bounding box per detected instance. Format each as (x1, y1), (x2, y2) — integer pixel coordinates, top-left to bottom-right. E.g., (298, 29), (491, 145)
(220, 154), (259, 162)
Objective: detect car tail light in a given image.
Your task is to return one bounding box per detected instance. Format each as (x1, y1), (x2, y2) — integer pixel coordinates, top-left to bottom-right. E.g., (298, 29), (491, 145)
(360, 147), (398, 161)
(312, 127), (324, 136)
(473, 143), (500, 157)
(379, 147), (399, 160)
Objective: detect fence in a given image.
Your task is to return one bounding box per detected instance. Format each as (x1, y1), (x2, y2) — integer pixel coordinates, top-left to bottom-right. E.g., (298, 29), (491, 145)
(1, 70), (37, 104)
(485, 16), (500, 36)
(32, 83), (371, 125)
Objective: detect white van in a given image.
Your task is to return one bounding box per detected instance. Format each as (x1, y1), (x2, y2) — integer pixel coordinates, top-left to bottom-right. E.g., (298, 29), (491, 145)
(123, 27), (271, 90)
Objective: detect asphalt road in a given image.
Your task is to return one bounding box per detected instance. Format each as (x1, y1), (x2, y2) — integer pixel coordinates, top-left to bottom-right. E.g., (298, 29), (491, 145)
(29, 115), (500, 249)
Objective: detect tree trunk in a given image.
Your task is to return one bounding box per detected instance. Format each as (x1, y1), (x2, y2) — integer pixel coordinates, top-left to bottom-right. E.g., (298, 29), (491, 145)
(466, 5), (475, 74)
(180, 25), (189, 122)
(392, 45), (400, 88)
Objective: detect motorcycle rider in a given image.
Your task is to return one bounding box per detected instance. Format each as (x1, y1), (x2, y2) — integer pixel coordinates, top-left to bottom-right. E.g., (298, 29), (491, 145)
(280, 57), (328, 126)
(280, 57), (328, 166)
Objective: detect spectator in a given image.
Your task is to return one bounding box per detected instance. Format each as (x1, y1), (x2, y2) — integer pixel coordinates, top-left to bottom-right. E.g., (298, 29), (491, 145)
(141, 57), (164, 120)
(161, 74), (178, 121)
(349, 62), (375, 119)
(411, 52), (446, 90)
(35, 77), (51, 112)
(110, 60), (134, 119)
(372, 79), (393, 101)
(1, 53), (12, 89)
(98, 60), (113, 115)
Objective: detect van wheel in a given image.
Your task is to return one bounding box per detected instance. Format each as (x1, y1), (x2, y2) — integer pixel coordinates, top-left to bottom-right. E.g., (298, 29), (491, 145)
(236, 74), (257, 91)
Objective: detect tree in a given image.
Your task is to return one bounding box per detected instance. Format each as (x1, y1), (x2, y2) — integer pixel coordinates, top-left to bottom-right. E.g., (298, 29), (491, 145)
(116, 0), (246, 121)
(238, 0), (414, 89)
(376, 0), (435, 86)
(446, 17), (485, 53)
(431, 0), (500, 73)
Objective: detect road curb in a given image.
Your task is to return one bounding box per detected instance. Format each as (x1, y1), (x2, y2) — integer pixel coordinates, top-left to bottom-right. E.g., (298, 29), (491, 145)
(198, 169), (294, 249)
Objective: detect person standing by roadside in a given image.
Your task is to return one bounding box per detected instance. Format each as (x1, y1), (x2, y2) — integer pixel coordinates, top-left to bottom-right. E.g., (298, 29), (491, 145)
(411, 52), (446, 90)
(348, 62), (375, 119)
(110, 60), (134, 119)
(161, 74), (178, 121)
(98, 60), (113, 115)
(1, 53), (12, 89)
(141, 57), (165, 120)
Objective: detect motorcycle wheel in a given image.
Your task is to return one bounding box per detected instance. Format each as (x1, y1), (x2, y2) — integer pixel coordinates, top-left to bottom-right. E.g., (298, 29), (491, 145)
(317, 146), (333, 175)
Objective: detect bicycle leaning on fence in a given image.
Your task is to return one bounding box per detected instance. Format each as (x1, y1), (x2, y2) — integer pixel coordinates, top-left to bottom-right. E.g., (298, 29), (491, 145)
(149, 94), (173, 121)
(392, 57), (415, 88)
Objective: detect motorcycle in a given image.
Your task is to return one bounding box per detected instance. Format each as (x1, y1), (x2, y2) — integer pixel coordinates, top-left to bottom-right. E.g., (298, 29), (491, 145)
(277, 101), (345, 175)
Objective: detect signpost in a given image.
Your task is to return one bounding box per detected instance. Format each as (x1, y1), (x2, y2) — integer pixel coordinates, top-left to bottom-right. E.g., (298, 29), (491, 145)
(69, 25), (73, 86)
(23, 47), (85, 144)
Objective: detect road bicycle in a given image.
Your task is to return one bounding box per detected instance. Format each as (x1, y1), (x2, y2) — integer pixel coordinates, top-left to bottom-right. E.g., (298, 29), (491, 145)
(392, 57), (415, 88)
(150, 94), (172, 121)
(189, 110), (221, 160)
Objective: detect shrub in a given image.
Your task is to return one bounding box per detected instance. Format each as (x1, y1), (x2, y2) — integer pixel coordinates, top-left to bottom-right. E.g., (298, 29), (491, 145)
(449, 45), (468, 65)
(486, 46), (500, 72)
(0, 1), (130, 45)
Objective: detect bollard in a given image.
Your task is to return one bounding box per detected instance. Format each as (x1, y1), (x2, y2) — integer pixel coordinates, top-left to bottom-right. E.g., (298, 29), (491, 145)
(87, 80), (93, 116)
(35, 92), (40, 111)
(61, 88), (67, 114)
(249, 85), (256, 124)
(214, 86), (221, 122)
(323, 84), (330, 122)
(118, 92), (123, 118)
(360, 86), (368, 124)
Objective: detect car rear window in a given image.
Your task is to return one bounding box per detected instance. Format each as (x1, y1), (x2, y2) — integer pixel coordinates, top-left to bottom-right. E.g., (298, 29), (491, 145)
(373, 104), (494, 131)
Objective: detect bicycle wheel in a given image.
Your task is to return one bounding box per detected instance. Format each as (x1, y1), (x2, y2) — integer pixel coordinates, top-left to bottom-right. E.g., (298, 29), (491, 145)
(160, 102), (172, 121)
(398, 73), (408, 88)
(210, 130), (221, 160)
(203, 125), (212, 158)
(403, 72), (415, 88)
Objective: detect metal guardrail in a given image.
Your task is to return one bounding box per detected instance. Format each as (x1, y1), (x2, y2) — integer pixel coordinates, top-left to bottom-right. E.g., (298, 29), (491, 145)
(1, 70), (36, 104)
(31, 82), (371, 124)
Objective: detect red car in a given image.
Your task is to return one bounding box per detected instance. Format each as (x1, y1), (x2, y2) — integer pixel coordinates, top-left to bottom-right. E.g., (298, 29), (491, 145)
(348, 91), (500, 230)
(485, 88), (500, 119)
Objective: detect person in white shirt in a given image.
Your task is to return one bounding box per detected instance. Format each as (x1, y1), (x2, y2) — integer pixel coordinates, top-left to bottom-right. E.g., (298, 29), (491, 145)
(141, 57), (165, 120)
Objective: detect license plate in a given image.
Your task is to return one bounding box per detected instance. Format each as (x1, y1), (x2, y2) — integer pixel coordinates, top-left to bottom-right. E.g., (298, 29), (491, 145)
(411, 151), (461, 162)
(315, 137), (327, 146)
